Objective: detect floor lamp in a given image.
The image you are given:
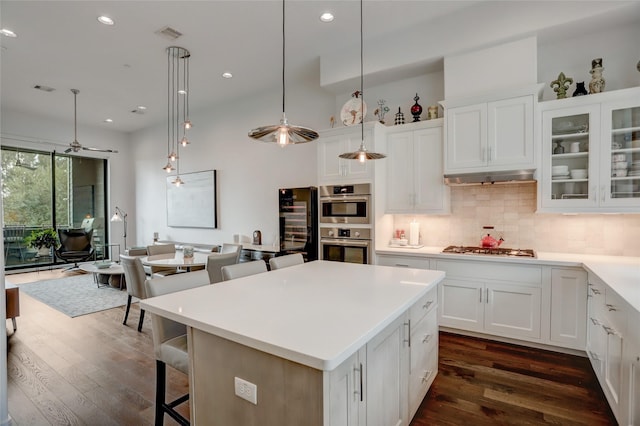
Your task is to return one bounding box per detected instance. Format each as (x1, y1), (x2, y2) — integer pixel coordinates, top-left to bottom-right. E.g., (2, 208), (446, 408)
(110, 207), (128, 253)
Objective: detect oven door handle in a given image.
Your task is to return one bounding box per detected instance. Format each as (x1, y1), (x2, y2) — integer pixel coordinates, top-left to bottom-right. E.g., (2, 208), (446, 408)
(321, 197), (370, 203)
(321, 239), (370, 247)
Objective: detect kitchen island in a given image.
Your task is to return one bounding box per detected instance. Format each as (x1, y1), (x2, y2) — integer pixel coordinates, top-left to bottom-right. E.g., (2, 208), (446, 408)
(141, 260), (445, 425)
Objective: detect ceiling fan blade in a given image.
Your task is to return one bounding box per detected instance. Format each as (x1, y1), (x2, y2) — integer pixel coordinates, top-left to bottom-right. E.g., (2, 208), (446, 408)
(64, 147), (72, 153)
(82, 146), (119, 154)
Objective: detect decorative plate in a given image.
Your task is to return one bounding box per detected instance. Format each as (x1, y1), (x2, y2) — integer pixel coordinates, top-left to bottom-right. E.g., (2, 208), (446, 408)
(340, 91), (367, 126)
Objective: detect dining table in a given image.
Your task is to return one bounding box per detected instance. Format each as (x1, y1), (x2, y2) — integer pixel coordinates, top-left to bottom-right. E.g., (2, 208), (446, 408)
(140, 251), (209, 272)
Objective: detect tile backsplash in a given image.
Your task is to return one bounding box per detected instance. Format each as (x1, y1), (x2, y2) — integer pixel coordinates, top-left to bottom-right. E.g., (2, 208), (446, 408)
(393, 183), (640, 257)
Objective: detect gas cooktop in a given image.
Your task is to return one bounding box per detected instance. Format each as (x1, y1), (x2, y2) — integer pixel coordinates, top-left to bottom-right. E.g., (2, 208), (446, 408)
(442, 245), (536, 258)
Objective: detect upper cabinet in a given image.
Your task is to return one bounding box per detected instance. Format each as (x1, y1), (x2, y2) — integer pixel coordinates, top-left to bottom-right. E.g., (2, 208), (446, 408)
(538, 87), (640, 213)
(385, 120), (450, 214)
(317, 122), (384, 184)
(440, 85), (540, 174)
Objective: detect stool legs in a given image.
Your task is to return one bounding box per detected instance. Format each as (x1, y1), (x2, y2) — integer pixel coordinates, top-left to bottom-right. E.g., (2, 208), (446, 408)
(122, 295), (132, 325)
(155, 360), (190, 426)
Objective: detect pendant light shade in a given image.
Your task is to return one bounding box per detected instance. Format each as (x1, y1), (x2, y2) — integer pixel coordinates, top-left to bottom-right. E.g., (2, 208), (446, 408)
(339, 0), (386, 162)
(248, 0), (318, 145)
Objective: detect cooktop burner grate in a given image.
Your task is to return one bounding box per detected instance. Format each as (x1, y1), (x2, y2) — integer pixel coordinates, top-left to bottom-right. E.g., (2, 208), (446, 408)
(442, 245), (536, 258)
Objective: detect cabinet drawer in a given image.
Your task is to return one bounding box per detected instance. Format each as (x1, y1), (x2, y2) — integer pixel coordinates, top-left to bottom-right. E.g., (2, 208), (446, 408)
(410, 286), (437, 326)
(377, 255), (431, 270)
(408, 340), (438, 418)
(435, 259), (541, 284)
(603, 288), (627, 333)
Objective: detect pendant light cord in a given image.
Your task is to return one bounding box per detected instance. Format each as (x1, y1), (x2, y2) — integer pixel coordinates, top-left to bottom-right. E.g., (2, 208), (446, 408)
(73, 90), (78, 142)
(360, 0), (364, 144)
(282, 0), (286, 115)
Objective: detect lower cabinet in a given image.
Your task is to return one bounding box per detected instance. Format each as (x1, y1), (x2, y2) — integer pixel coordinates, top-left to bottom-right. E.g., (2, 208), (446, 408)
(587, 272), (638, 426)
(436, 260), (543, 341)
(550, 268), (587, 350)
(327, 293), (438, 426)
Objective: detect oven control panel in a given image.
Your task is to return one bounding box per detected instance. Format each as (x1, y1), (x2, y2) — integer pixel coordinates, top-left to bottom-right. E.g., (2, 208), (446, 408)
(321, 227), (371, 240)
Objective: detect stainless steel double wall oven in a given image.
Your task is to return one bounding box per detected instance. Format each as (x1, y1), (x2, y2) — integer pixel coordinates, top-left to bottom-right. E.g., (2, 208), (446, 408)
(319, 184), (372, 264)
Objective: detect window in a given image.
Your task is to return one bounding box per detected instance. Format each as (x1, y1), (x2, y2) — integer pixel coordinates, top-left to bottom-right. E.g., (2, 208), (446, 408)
(1, 147), (109, 270)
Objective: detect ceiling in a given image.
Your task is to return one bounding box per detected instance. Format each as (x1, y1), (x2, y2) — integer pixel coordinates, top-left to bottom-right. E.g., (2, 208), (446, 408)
(1, 1), (638, 135)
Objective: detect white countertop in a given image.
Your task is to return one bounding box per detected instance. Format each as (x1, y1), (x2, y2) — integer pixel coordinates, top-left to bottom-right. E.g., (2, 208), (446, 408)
(141, 260), (444, 371)
(377, 246), (640, 313)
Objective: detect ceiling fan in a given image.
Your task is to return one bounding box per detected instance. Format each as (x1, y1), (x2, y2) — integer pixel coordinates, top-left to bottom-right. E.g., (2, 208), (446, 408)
(65, 89), (118, 154)
(15, 152), (37, 170)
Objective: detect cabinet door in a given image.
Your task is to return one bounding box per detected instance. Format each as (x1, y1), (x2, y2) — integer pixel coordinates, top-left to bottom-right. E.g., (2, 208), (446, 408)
(319, 135), (347, 182)
(445, 103), (487, 171)
(328, 351), (361, 426)
(550, 268), (587, 349)
(414, 127), (447, 213)
(540, 104), (601, 211)
(487, 95), (534, 167)
(627, 321), (640, 426)
(484, 282), (542, 339)
(366, 315), (408, 426)
(438, 279), (484, 332)
(601, 98), (640, 208)
(604, 323), (624, 415)
(386, 131), (414, 212)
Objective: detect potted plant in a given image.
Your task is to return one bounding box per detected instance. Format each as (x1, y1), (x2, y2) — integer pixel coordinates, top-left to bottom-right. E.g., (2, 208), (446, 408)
(25, 228), (58, 255)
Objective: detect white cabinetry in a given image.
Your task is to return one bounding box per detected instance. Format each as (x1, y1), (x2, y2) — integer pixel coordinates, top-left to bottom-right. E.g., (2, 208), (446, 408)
(376, 254), (432, 270)
(539, 87), (640, 213)
(327, 291), (438, 426)
(436, 259), (542, 341)
(549, 268), (587, 350)
(586, 272), (635, 425)
(441, 87), (538, 174)
(385, 120), (449, 214)
(318, 122), (383, 184)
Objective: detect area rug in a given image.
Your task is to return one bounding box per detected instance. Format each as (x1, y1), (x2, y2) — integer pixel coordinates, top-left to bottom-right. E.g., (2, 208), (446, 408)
(18, 273), (130, 318)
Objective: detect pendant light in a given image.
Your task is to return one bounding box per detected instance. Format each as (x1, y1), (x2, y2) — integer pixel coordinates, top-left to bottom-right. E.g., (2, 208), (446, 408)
(248, 0), (318, 145)
(339, 0), (386, 162)
(163, 46), (192, 185)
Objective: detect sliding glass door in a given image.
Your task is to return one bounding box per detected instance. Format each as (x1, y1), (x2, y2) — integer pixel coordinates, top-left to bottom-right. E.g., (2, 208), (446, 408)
(2, 147), (109, 270)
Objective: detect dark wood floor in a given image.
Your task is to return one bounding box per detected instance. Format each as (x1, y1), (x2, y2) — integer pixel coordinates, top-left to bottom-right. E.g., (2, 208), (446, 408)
(6, 273), (616, 425)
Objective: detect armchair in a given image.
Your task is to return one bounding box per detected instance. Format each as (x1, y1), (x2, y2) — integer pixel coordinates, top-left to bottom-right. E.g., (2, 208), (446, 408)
(54, 228), (95, 270)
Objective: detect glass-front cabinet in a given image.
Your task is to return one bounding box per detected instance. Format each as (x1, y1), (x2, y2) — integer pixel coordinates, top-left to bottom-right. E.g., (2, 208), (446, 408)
(603, 99), (640, 205)
(539, 87), (640, 213)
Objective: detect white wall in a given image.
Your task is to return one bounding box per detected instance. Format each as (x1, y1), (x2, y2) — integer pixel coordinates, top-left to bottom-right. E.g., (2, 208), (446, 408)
(131, 67), (334, 248)
(538, 20), (640, 101)
(0, 109), (135, 252)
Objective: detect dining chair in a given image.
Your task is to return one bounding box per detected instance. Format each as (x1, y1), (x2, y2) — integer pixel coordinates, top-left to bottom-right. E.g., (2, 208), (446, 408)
(146, 243), (179, 276)
(206, 252), (239, 284)
(119, 254), (147, 332)
(221, 260), (267, 281)
(220, 243), (242, 263)
(269, 253), (304, 270)
(144, 270), (212, 426)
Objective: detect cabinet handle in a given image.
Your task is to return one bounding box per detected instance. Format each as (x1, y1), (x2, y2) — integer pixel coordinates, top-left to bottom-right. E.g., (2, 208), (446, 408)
(590, 287), (601, 295)
(488, 147), (493, 162)
(589, 350), (600, 362)
(354, 364), (363, 402)
(479, 288), (483, 303)
(590, 185), (597, 202)
(422, 333), (432, 344)
(395, 263), (410, 268)
(486, 288), (489, 304)
(359, 363), (364, 402)
(404, 320), (411, 347)
(423, 300), (433, 310)
(601, 185), (606, 203)
(602, 325), (618, 336)
(606, 304), (617, 312)
(590, 317), (600, 326)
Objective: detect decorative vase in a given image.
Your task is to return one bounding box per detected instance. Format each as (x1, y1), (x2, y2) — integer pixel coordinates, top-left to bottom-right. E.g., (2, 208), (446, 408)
(553, 141), (564, 154)
(410, 93), (422, 122)
(394, 107), (405, 126)
(573, 82), (588, 97)
(427, 105), (438, 120)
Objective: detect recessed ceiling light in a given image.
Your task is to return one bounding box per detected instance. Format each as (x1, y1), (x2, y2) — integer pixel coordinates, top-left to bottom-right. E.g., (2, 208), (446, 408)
(319, 12), (334, 23)
(104, 118), (113, 123)
(137, 105), (147, 110)
(177, 89), (187, 95)
(222, 72), (233, 79)
(0, 28), (17, 38)
(97, 16), (114, 26)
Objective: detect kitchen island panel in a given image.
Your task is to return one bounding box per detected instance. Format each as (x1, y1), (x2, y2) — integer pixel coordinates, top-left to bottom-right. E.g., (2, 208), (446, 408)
(190, 327), (323, 426)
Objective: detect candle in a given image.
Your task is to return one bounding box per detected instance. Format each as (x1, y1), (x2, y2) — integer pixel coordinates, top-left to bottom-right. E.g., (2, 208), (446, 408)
(409, 222), (420, 246)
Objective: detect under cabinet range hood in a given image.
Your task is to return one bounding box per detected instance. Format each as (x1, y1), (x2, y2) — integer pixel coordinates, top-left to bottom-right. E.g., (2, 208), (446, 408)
(444, 169), (536, 186)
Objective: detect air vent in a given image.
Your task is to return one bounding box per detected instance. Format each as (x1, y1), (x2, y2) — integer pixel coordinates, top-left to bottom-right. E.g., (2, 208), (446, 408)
(155, 26), (182, 40)
(33, 84), (56, 92)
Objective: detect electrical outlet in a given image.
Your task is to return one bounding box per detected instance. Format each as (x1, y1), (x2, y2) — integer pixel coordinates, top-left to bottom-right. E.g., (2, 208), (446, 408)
(234, 377), (258, 405)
